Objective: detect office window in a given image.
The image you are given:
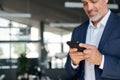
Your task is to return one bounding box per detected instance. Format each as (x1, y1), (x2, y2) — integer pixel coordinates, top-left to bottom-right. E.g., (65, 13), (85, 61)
(44, 32), (71, 68)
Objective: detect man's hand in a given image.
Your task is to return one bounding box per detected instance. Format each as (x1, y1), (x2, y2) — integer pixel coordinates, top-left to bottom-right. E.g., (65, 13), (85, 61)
(80, 43), (103, 65)
(69, 48), (85, 65)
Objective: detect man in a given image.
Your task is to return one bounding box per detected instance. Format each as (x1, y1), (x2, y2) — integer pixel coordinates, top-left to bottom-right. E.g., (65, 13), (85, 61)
(65, 0), (120, 80)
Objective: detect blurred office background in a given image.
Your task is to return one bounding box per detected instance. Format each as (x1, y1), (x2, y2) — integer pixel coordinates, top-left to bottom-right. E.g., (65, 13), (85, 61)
(0, 0), (119, 80)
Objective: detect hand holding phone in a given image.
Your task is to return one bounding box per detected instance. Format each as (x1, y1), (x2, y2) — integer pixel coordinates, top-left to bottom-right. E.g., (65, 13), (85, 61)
(66, 41), (86, 52)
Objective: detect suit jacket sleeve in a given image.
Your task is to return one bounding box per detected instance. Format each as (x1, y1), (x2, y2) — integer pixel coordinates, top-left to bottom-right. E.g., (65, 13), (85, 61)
(65, 25), (86, 78)
(102, 55), (120, 79)
(100, 13), (120, 79)
(101, 38), (120, 79)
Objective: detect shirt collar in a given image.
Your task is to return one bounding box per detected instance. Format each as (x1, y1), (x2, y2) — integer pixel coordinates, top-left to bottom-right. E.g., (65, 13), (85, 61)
(89, 10), (111, 28)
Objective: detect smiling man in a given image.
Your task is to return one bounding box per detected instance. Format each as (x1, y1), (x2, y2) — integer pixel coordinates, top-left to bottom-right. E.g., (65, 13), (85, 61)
(65, 0), (120, 80)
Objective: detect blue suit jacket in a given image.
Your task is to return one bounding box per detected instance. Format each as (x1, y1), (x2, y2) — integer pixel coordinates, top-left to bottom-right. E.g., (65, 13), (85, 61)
(65, 12), (120, 80)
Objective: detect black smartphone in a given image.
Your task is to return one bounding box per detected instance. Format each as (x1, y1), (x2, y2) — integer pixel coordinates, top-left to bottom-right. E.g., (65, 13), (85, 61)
(66, 41), (86, 52)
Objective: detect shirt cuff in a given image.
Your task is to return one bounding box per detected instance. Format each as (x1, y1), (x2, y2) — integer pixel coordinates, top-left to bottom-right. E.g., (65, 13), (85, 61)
(71, 61), (79, 69)
(99, 55), (104, 69)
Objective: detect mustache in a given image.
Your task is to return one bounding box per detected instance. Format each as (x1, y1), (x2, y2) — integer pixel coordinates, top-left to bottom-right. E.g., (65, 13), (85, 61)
(87, 10), (97, 14)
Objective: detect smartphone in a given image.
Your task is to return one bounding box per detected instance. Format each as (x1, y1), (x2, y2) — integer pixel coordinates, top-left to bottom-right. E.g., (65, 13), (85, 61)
(66, 41), (86, 52)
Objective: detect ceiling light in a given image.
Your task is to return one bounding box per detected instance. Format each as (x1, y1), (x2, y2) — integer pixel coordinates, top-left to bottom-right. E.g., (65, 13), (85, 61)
(49, 22), (81, 27)
(65, 2), (118, 9)
(0, 12), (31, 18)
(65, 2), (83, 8)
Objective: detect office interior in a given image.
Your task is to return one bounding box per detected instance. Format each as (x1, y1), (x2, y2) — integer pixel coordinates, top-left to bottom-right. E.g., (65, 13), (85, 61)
(0, 0), (119, 80)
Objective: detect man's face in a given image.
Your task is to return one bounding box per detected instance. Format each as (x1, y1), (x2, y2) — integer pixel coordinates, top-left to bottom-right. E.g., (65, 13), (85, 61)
(81, 0), (108, 22)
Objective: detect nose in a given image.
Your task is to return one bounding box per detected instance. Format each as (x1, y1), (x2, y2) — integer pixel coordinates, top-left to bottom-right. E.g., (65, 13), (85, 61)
(87, 3), (94, 11)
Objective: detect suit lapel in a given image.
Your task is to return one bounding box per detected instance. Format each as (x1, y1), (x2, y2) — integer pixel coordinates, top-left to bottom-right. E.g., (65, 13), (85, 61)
(98, 12), (117, 52)
(81, 21), (89, 43)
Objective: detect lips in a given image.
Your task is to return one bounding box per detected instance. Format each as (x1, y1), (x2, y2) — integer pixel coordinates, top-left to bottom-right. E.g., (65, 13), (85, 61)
(88, 11), (96, 17)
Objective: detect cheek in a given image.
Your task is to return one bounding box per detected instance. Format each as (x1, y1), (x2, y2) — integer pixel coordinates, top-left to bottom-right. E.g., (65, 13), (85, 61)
(98, 5), (106, 14)
(83, 6), (86, 11)
(95, 4), (103, 13)
(83, 7), (88, 13)
(97, 2), (106, 10)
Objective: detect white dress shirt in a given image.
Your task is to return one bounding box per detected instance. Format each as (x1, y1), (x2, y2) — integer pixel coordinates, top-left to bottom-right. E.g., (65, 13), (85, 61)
(71, 10), (111, 80)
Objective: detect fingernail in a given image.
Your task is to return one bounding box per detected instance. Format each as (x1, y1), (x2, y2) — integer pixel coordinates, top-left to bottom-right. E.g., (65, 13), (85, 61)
(80, 43), (83, 46)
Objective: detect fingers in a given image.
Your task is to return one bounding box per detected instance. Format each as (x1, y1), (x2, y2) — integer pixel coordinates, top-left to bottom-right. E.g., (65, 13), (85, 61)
(69, 48), (77, 53)
(69, 48), (84, 56)
(83, 49), (91, 59)
(79, 43), (103, 65)
(79, 43), (96, 49)
(69, 43), (102, 65)
(69, 48), (85, 65)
